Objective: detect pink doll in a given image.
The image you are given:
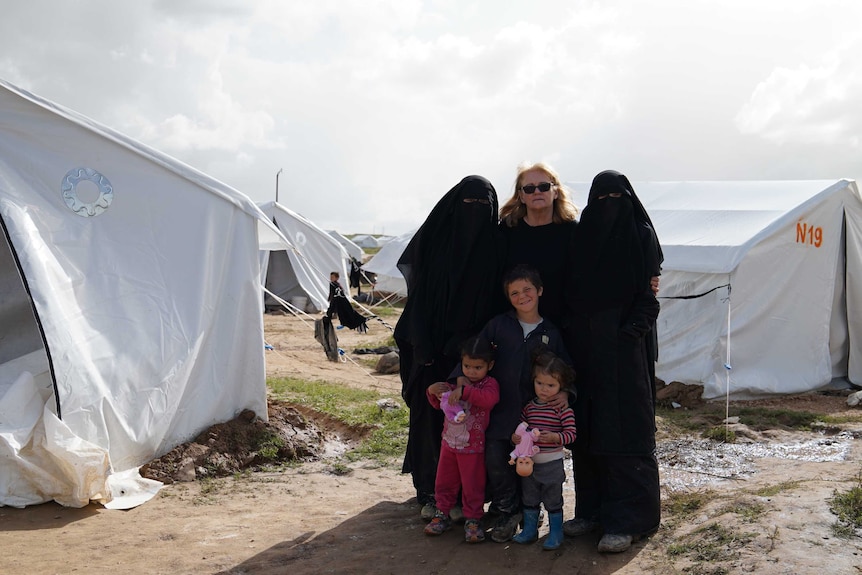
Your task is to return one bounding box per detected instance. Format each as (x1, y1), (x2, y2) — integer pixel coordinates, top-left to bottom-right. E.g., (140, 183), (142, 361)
(440, 389), (468, 423)
(509, 421), (541, 477)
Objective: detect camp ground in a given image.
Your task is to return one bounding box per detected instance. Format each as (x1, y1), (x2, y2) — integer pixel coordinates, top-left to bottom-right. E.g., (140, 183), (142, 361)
(258, 200), (352, 314)
(0, 80), (289, 509)
(568, 179), (862, 399)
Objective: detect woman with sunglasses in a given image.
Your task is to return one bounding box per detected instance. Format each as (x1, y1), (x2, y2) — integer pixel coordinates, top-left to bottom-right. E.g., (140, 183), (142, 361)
(498, 162), (580, 329)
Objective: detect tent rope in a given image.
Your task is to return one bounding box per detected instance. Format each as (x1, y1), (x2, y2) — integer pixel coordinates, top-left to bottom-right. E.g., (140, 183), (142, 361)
(657, 283), (731, 300)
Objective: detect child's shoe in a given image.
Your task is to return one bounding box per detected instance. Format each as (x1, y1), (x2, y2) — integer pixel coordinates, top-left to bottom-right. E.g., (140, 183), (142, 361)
(424, 511), (452, 536)
(464, 519), (485, 543)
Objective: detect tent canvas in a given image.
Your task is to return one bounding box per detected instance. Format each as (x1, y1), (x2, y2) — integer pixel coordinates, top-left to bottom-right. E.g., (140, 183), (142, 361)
(327, 229), (365, 261)
(352, 234), (380, 249)
(567, 179), (862, 399)
(0, 79), (279, 509)
(258, 201), (351, 313)
(363, 229), (413, 297)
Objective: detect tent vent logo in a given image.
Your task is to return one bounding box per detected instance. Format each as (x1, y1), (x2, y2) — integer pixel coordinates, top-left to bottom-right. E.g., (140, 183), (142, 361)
(61, 167), (114, 217)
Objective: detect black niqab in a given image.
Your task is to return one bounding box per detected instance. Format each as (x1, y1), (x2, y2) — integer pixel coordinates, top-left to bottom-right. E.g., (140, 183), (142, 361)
(573, 170), (663, 306)
(394, 175), (505, 366)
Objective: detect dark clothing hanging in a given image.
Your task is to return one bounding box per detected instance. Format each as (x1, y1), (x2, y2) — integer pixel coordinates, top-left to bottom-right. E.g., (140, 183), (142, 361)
(499, 219), (578, 328)
(393, 175), (507, 504)
(349, 257), (362, 293)
(331, 290), (368, 333)
(564, 169), (663, 538)
(313, 316), (339, 362)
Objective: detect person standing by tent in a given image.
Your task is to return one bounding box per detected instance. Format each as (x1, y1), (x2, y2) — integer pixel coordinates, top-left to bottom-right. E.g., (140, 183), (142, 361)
(562, 169), (664, 553)
(394, 175), (507, 519)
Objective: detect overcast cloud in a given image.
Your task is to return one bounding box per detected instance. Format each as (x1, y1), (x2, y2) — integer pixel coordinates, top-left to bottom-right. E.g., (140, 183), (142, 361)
(1, 0), (860, 235)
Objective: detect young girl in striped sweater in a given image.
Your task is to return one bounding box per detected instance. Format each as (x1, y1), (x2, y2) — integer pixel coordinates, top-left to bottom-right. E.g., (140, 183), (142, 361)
(511, 350), (577, 550)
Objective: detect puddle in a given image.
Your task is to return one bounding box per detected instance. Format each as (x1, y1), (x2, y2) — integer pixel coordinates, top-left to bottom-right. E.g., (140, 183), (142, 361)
(562, 432), (856, 494)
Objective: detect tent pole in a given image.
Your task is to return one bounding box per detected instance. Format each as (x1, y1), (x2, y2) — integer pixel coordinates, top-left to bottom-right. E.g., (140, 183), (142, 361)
(724, 279), (732, 439)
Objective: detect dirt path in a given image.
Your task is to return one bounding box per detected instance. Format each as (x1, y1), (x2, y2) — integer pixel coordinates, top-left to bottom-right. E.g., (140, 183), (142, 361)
(2, 311), (862, 575)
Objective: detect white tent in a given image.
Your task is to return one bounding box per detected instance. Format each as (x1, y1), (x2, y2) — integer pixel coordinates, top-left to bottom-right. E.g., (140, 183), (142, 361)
(352, 234), (380, 249)
(363, 229), (413, 297)
(568, 179), (862, 399)
(0, 79), (283, 509)
(259, 201), (351, 313)
(327, 229), (365, 262)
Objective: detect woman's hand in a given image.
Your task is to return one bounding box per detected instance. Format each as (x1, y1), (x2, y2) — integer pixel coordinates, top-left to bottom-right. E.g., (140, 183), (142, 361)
(511, 433), (521, 445)
(650, 276), (660, 295)
(427, 382), (449, 399)
(548, 390), (569, 411)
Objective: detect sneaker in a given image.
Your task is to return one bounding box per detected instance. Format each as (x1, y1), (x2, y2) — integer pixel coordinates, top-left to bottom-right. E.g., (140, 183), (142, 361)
(563, 517), (600, 537)
(597, 533), (633, 553)
(490, 512), (523, 543)
(464, 519), (485, 543)
(424, 512), (452, 536)
(420, 502), (438, 521)
(449, 505), (465, 524)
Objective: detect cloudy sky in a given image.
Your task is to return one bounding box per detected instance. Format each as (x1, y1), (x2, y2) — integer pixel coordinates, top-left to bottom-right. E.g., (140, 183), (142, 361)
(1, 0), (860, 236)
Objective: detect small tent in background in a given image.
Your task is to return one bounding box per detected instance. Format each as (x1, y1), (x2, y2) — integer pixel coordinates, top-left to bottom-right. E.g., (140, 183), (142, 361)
(327, 229), (365, 262)
(259, 201), (351, 313)
(363, 229), (413, 298)
(568, 179), (862, 399)
(0, 79), (283, 509)
(352, 234), (380, 249)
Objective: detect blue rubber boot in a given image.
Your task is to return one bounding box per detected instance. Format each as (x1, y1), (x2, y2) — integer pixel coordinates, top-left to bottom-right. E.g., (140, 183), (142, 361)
(543, 512), (564, 550)
(512, 508), (539, 544)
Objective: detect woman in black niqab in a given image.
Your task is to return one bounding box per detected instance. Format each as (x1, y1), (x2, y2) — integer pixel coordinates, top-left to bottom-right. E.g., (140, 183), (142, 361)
(563, 170), (663, 552)
(394, 175), (506, 510)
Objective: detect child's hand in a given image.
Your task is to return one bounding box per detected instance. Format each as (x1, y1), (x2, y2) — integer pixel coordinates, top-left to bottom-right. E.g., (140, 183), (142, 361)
(511, 433), (521, 445)
(448, 385), (463, 403)
(427, 382), (449, 398)
(538, 430), (560, 445)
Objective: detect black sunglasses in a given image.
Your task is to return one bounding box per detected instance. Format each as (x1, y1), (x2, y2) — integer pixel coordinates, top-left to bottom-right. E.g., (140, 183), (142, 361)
(521, 182), (553, 194)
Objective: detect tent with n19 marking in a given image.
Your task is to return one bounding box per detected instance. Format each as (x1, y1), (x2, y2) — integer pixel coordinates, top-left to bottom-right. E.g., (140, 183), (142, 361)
(566, 179), (862, 399)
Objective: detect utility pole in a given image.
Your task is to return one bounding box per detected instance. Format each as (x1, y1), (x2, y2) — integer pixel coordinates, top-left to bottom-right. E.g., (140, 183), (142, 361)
(276, 168), (283, 203)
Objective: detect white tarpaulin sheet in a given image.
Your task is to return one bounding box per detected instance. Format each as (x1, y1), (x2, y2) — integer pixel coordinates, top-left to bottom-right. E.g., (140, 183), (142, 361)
(363, 229), (413, 297)
(0, 79), (275, 508)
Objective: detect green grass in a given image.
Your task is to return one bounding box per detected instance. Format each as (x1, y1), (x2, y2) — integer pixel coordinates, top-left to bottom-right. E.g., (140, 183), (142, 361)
(267, 376), (408, 465)
(829, 471), (862, 537)
(752, 480), (804, 497)
(667, 522), (757, 563)
(657, 404), (828, 433)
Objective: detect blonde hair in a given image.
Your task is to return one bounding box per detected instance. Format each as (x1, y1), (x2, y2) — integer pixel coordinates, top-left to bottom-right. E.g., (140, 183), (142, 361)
(499, 161), (579, 227)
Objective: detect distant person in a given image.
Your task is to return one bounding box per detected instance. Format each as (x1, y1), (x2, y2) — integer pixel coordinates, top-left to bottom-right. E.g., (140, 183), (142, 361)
(450, 264), (571, 543)
(326, 271), (343, 319)
(562, 170), (664, 553)
(511, 350), (577, 551)
(424, 336), (499, 543)
(394, 175), (507, 520)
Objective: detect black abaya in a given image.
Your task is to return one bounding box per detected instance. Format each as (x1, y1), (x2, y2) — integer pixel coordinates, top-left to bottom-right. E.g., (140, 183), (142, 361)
(565, 170), (663, 537)
(393, 175), (506, 504)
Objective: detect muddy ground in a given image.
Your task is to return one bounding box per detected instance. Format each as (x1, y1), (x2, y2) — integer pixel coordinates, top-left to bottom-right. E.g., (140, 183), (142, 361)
(1, 308), (862, 575)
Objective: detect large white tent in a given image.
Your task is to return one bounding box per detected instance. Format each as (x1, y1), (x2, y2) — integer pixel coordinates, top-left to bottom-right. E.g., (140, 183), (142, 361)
(363, 229), (413, 297)
(569, 179), (862, 399)
(327, 229), (364, 262)
(259, 201), (351, 313)
(0, 80), (284, 509)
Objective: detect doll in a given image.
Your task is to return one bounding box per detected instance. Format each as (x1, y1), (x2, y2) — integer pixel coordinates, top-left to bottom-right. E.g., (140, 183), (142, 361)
(509, 421), (541, 477)
(440, 389), (468, 423)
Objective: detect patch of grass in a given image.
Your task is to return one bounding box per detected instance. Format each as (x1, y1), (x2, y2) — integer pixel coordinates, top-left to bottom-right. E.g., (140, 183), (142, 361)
(667, 523), (757, 563)
(703, 425), (736, 443)
(267, 377), (409, 465)
(716, 498), (766, 523)
(829, 471), (862, 538)
(821, 413), (862, 425)
(663, 490), (713, 521)
(752, 480), (804, 497)
(657, 404), (827, 434)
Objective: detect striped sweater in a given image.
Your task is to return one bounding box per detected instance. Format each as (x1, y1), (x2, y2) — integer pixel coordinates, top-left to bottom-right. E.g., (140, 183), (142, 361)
(521, 399), (577, 463)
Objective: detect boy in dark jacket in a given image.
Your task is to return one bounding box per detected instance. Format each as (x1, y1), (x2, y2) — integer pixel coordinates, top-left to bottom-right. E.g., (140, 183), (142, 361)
(450, 264), (571, 543)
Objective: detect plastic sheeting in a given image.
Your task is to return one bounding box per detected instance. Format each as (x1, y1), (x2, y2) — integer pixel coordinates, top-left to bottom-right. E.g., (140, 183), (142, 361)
(0, 79), (276, 508)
